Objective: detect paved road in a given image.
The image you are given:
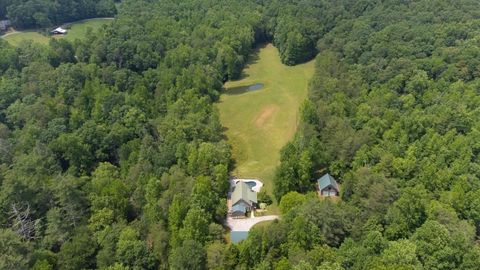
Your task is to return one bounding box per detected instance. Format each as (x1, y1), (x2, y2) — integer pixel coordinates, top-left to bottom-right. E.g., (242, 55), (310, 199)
(226, 215), (279, 231)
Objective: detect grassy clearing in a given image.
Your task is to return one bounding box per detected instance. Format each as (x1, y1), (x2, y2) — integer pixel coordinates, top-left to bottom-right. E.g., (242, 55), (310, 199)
(251, 220), (275, 230)
(2, 18), (113, 46)
(3, 31), (50, 46)
(64, 18), (113, 41)
(217, 44), (314, 211)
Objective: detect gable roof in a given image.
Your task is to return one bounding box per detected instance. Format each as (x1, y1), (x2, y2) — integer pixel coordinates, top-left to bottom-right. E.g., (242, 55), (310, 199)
(52, 27), (67, 34)
(231, 204), (247, 214)
(231, 181), (257, 206)
(317, 173), (339, 191)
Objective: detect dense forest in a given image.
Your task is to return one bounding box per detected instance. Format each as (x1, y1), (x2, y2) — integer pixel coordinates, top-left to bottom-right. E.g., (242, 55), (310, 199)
(271, 0), (480, 269)
(0, 0), (117, 29)
(1, 0), (480, 269)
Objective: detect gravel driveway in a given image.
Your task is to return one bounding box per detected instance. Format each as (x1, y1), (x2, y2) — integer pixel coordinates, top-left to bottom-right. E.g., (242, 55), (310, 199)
(226, 215), (279, 231)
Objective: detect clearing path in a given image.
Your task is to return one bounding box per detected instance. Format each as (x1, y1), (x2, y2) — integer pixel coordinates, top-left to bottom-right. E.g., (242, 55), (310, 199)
(2, 18), (113, 46)
(226, 215), (279, 232)
(1, 31), (19, 38)
(217, 43), (315, 207)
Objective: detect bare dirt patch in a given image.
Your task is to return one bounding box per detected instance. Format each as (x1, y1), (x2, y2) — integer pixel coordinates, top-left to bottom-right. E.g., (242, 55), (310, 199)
(254, 105), (278, 127)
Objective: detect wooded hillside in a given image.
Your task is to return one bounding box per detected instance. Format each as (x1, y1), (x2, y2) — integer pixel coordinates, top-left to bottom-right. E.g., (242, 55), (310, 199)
(1, 0), (480, 269)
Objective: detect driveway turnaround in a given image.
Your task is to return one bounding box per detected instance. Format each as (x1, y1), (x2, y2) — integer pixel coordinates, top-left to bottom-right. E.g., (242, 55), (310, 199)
(226, 215), (279, 231)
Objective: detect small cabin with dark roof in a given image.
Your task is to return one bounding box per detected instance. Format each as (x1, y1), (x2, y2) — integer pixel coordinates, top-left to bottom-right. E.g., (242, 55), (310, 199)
(317, 173), (339, 197)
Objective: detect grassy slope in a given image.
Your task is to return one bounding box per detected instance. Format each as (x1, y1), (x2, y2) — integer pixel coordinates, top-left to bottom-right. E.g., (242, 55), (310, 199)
(64, 18), (113, 41)
(218, 44), (314, 209)
(3, 31), (50, 46)
(2, 18), (112, 46)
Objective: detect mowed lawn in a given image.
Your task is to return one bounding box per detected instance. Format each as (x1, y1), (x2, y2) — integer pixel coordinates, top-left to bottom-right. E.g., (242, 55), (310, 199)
(218, 44), (314, 206)
(2, 18), (113, 46)
(64, 18), (113, 41)
(2, 31), (50, 46)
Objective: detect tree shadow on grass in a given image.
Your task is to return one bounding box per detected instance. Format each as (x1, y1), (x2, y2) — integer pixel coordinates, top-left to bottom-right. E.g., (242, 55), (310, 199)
(223, 83), (264, 96)
(229, 44), (264, 81)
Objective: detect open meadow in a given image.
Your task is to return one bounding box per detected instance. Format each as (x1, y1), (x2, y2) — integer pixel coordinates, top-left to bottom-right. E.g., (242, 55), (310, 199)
(218, 44), (314, 209)
(2, 18), (112, 46)
(63, 18), (113, 41)
(2, 31), (50, 46)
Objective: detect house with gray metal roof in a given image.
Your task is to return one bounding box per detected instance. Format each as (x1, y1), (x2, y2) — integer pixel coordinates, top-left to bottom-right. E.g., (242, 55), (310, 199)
(230, 181), (257, 218)
(317, 173), (339, 197)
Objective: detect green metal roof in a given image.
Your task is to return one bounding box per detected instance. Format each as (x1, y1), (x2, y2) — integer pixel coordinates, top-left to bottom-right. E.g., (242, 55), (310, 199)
(231, 181), (257, 206)
(317, 173), (339, 191)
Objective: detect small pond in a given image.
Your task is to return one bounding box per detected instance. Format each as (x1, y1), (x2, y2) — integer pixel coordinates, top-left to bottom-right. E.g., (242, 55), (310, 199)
(225, 83), (265, 95)
(248, 83), (264, 91)
(231, 231), (249, 243)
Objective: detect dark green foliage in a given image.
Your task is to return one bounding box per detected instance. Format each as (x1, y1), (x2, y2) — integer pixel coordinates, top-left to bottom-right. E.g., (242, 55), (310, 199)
(169, 240), (206, 270)
(57, 227), (97, 270)
(115, 226), (157, 270)
(266, 0), (480, 269)
(5, 0), (117, 29)
(0, 228), (31, 269)
(2, 0), (480, 269)
(0, 0), (267, 267)
(257, 189), (273, 205)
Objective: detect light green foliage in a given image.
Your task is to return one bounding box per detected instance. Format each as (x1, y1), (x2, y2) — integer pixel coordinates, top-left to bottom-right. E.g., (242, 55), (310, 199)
(179, 206), (210, 244)
(190, 176), (218, 215)
(460, 246), (480, 270)
(377, 240), (421, 269)
(90, 162), (130, 220)
(279, 191), (306, 214)
(292, 260), (314, 270)
(412, 221), (456, 270)
(168, 195), (189, 248)
(115, 226), (157, 270)
(32, 259), (54, 270)
(317, 262), (344, 270)
(103, 263), (130, 270)
(0, 229), (31, 269)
